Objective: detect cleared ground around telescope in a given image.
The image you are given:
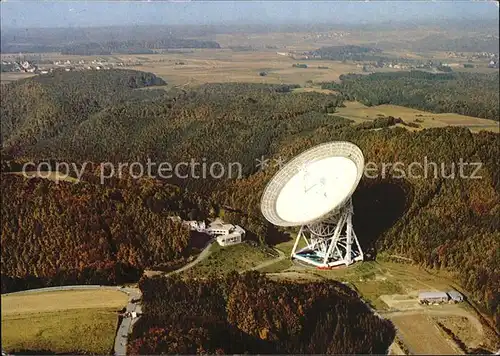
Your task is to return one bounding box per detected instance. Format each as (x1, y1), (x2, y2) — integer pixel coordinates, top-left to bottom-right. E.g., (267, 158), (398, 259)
(182, 242), (278, 277)
(261, 239), (498, 353)
(1, 290), (128, 354)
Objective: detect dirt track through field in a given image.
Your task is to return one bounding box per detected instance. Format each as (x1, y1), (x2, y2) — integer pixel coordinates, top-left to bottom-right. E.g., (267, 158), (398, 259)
(383, 306), (485, 355)
(390, 313), (460, 354)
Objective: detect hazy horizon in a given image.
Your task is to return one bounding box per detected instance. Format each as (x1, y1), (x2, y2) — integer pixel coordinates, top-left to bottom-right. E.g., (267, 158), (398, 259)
(1, 1), (499, 29)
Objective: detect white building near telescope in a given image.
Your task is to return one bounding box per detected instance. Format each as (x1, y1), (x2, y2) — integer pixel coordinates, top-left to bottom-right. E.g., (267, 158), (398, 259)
(261, 141), (364, 268)
(206, 218), (245, 246)
(175, 217), (245, 246)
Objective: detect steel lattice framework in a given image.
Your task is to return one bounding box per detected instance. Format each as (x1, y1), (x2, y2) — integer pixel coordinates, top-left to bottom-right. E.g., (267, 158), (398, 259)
(290, 198), (364, 267)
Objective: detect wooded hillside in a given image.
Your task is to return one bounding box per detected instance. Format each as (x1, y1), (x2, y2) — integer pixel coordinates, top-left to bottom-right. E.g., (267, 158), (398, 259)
(129, 273), (396, 354)
(1, 71), (498, 328)
(322, 71), (500, 121)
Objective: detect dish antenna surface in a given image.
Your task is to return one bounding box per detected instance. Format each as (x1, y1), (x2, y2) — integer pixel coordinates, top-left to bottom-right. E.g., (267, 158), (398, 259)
(261, 141), (364, 267)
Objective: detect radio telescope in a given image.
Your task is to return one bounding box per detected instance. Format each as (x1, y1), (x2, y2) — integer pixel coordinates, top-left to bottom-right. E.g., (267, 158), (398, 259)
(261, 141), (364, 268)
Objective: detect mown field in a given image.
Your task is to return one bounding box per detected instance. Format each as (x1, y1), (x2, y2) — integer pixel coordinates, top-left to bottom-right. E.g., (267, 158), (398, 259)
(0, 72), (37, 84)
(125, 50), (363, 87)
(334, 101), (499, 133)
(1, 289), (128, 354)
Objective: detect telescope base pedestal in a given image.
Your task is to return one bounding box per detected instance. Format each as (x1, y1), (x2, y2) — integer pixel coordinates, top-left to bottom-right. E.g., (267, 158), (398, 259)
(290, 199), (363, 268)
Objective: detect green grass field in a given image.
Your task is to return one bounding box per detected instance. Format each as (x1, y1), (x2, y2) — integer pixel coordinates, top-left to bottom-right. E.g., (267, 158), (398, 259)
(2, 308), (119, 354)
(1, 289), (128, 354)
(334, 101), (499, 133)
(183, 242), (277, 277)
(258, 258), (293, 274)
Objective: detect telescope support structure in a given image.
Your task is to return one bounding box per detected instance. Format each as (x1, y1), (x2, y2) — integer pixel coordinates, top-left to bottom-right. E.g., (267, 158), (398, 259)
(291, 198), (363, 267)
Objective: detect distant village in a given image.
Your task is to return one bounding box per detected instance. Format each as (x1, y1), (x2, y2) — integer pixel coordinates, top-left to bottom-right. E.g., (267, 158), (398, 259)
(0, 56), (143, 75)
(277, 50), (499, 71)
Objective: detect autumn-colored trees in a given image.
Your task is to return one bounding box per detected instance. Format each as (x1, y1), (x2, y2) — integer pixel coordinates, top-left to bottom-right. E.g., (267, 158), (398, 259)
(1, 71), (499, 328)
(129, 273), (396, 354)
(0, 175), (196, 292)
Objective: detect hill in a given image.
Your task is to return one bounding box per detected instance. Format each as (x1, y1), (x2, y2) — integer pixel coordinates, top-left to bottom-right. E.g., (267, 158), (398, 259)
(129, 272), (396, 354)
(0, 69), (166, 149)
(321, 71), (500, 121)
(0, 174), (205, 292)
(0, 70), (499, 329)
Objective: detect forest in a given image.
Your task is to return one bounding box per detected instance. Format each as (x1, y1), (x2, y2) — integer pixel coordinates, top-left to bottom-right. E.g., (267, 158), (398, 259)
(308, 45), (387, 62)
(60, 39), (221, 55)
(321, 71), (500, 121)
(1, 39), (221, 55)
(128, 272), (396, 354)
(0, 69), (166, 149)
(0, 173), (212, 292)
(0, 70), (499, 330)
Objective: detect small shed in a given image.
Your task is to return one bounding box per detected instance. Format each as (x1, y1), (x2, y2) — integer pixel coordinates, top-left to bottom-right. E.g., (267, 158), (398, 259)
(418, 291), (449, 304)
(447, 290), (463, 303)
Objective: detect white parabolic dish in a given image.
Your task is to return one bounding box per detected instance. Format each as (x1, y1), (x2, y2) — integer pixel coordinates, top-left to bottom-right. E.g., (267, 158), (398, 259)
(261, 141), (364, 227)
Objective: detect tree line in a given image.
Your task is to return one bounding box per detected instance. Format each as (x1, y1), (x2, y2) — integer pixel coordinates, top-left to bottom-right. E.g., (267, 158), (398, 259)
(128, 272), (396, 354)
(1, 71), (498, 329)
(321, 71), (499, 121)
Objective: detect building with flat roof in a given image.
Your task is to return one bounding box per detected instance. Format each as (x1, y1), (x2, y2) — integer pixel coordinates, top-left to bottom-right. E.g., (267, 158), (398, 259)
(207, 218), (245, 246)
(418, 291), (449, 304)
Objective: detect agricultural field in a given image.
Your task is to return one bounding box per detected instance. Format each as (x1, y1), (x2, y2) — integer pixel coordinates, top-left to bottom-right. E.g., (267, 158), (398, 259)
(334, 101), (499, 133)
(1, 289), (128, 354)
(0, 72), (37, 84)
(125, 50), (362, 87)
(433, 315), (485, 350)
(1, 49), (363, 87)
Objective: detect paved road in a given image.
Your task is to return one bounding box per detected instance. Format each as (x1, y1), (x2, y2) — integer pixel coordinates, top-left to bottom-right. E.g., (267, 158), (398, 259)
(165, 239), (215, 276)
(3, 243), (288, 355)
(3, 285), (141, 356)
(114, 287), (142, 356)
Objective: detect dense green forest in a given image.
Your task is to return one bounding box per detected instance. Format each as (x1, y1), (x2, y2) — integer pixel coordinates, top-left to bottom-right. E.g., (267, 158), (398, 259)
(129, 273), (396, 354)
(1, 71), (499, 330)
(308, 45), (388, 62)
(60, 39), (221, 55)
(321, 71), (500, 121)
(0, 69), (166, 149)
(1, 39), (221, 55)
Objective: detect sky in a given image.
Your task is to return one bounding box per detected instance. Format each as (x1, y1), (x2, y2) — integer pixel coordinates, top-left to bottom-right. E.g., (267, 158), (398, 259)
(0, 1), (499, 29)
